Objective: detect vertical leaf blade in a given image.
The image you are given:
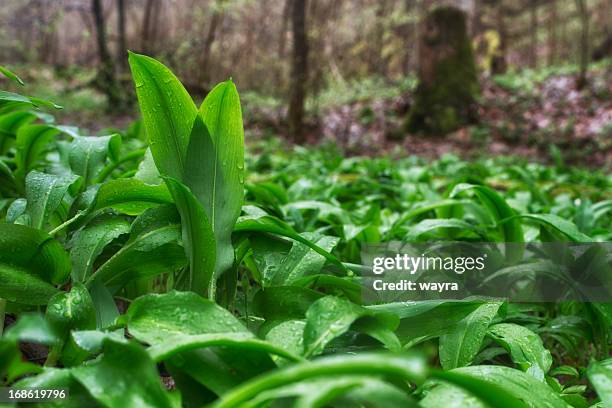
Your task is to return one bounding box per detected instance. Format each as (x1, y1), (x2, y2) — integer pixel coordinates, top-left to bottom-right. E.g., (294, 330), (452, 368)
(165, 177), (216, 296)
(186, 81), (245, 279)
(128, 52), (197, 180)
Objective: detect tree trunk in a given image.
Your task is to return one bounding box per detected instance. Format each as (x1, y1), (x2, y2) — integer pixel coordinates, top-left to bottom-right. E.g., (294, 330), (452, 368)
(491, 0), (507, 74)
(116, 0), (127, 70)
(278, 0), (292, 59)
(402, 0), (418, 74)
(288, 0), (309, 143)
(575, 0), (589, 89)
(547, 0), (557, 65)
(372, 0), (388, 76)
(529, 3), (537, 68)
(198, 1), (224, 85)
(92, 0), (122, 110)
(141, 0), (154, 53)
(406, 6), (479, 135)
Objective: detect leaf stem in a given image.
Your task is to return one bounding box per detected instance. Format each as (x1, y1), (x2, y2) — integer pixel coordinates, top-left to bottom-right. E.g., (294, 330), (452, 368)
(94, 149), (146, 184)
(49, 212), (84, 236)
(212, 353), (426, 408)
(0, 298), (6, 336)
(44, 344), (62, 367)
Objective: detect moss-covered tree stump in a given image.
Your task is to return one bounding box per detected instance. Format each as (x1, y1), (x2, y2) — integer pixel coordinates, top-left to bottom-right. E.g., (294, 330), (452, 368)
(406, 6), (479, 135)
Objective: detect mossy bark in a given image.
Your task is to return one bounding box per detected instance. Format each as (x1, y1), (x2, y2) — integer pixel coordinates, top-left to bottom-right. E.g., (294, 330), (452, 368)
(406, 6), (479, 135)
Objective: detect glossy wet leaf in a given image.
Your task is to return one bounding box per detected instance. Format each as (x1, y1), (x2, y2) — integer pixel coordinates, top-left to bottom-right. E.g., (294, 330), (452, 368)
(420, 383), (488, 408)
(235, 213), (346, 271)
(587, 359), (612, 407)
(241, 376), (418, 408)
(0, 223), (69, 304)
(71, 338), (174, 408)
(165, 177), (216, 297)
(86, 223), (186, 291)
(451, 183), (523, 261)
(303, 295), (400, 357)
(92, 178), (173, 216)
(14, 124), (63, 179)
(516, 214), (592, 242)
(487, 323), (552, 380)
(68, 134), (121, 185)
(125, 291), (249, 344)
(69, 215), (131, 282)
(439, 302), (503, 369)
(0, 65), (25, 86)
(24, 171), (81, 230)
(185, 82), (245, 279)
(147, 332), (302, 363)
(265, 232), (339, 286)
(128, 52), (196, 180)
(45, 283), (96, 366)
(211, 353), (427, 408)
(264, 320), (306, 357)
(433, 365), (568, 408)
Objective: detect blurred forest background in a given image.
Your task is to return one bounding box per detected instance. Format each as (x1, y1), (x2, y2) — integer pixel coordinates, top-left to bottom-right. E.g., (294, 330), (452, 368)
(0, 0), (610, 167)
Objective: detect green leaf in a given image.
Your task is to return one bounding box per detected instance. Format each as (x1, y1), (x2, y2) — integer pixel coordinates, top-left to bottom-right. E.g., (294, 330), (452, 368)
(92, 178), (173, 216)
(405, 218), (482, 241)
(3, 314), (60, 345)
(587, 359), (612, 407)
(14, 124), (62, 179)
(24, 171), (81, 230)
(45, 283), (96, 366)
(12, 367), (98, 407)
(439, 302), (503, 369)
(253, 286), (324, 332)
(46, 284), (96, 340)
(135, 148), (162, 184)
(369, 301), (485, 346)
(147, 332), (302, 363)
(128, 52), (196, 180)
(0, 91), (61, 110)
(303, 295), (400, 357)
(125, 291), (249, 344)
(235, 214), (346, 271)
(89, 281), (120, 329)
(124, 291), (273, 397)
(450, 184), (523, 260)
(68, 134), (121, 186)
(266, 232), (339, 286)
(421, 383), (489, 408)
(165, 177), (216, 297)
(71, 338), (174, 408)
(86, 222), (186, 292)
(0, 223), (70, 304)
(0, 66), (25, 86)
(433, 365), (568, 408)
(242, 376), (418, 408)
(69, 215), (131, 282)
(515, 214), (592, 242)
(1, 314), (59, 382)
(265, 320), (306, 357)
(487, 323), (552, 380)
(71, 330), (127, 354)
(185, 81), (245, 279)
(211, 353), (427, 408)
(0, 263), (59, 305)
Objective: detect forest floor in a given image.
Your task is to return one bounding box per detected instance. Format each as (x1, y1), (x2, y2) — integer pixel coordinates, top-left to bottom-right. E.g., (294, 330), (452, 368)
(10, 60), (611, 170)
(299, 63), (612, 169)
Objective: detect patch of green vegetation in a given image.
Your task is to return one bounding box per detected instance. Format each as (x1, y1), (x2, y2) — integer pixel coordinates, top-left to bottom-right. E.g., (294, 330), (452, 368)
(310, 75), (416, 110)
(493, 58), (612, 92)
(0, 60), (611, 408)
